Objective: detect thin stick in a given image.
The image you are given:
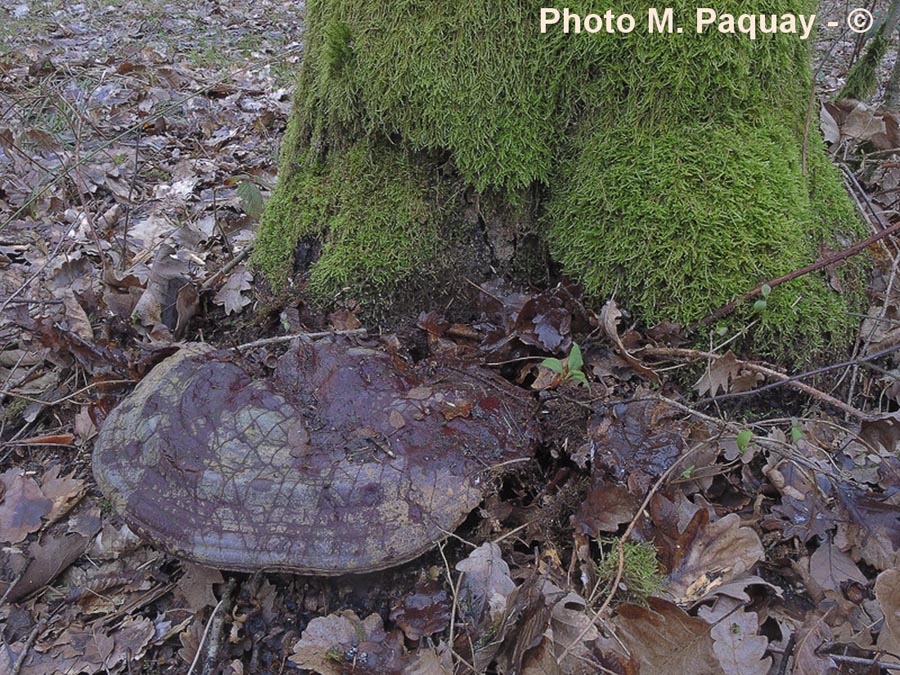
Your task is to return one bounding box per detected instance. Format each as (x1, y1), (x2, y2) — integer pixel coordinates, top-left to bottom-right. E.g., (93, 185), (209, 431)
(0, 379), (135, 407)
(12, 613), (51, 675)
(0, 567), (27, 607)
(692, 218), (900, 330)
(641, 346), (873, 420)
(200, 246), (253, 292)
(121, 124), (142, 270)
(234, 329), (368, 351)
(187, 577), (236, 675)
(829, 653), (900, 671)
(557, 442), (709, 665)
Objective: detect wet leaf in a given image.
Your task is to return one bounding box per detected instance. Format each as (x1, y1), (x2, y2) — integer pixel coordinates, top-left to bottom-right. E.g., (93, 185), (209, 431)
(456, 542), (516, 630)
(665, 513), (764, 604)
(290, 611), (389, 674)
(876, 568), (900, 665)
(573, 482), (639, 537)
(613, 597), (721, 675)
(0, 469), (52, 544)
(389, 580), (451, 641)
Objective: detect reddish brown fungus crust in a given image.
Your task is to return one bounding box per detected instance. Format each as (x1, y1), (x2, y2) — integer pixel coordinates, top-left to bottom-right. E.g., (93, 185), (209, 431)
(92, 339), (538, 574)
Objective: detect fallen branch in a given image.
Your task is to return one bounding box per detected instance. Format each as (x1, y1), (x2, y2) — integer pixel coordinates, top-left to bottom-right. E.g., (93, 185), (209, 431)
(233, 329), (368, 351)
(692, 218), (900, 330)
(640, 346), (873, 420)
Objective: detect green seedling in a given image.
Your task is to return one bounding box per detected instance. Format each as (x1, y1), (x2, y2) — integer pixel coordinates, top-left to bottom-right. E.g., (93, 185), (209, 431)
(736, 429), (752, 454)
(541, 342), (589, 387)
(753, 283), (772, 312)
(790, 418), (805, 443)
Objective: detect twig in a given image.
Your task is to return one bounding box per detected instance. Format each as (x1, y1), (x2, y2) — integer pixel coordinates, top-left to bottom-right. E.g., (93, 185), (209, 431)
(63, 94), (109, 278)
(121, 124), (142, 270)
(641, 346), (874, 420)
(200, 245), (253, 292)
(233, 329), (368, 351)
(1, 45), (304, 233)
(692, 218), (900, 330)
(437, 541), (477, 674)
(828, 652), (900, 671)
(12, 613), (51, 675)
(464, 277), (504, 304)
(188, 577), (236, 675)
(0, 219), (79, 317)
(0, 567), (28, 607)
(0, 299), (63, 305)
(557, 441), (710, 665)
(0, 379), (134, 408)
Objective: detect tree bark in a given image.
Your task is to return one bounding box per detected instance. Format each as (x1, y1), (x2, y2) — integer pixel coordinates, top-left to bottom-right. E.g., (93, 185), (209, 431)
(254, 1), (865, 362)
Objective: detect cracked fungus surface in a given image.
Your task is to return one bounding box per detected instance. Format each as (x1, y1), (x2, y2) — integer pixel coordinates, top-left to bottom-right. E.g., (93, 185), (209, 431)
(92, 340), (538, 574)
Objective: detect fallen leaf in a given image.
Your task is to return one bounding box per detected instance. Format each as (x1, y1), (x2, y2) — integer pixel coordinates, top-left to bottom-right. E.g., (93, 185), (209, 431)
(573, 482), (639, 537)
(695, 352), (743, 397)
(213, 266), (253, 315)
(599, 300), (659, 383)
(40, 465), (84, 521)
(176, 563), (224, 613)
(707, 608), (771, 675)
(389, 579), (451, 641)
(329, 308), (362, 330)
(792, 614), (836, 675)
(456, 542), (516, 630)
(834, 484), (900, 570)
(613, 597), (721, 675)
(809, 541), (867, 592)
(290, 611), (389, 675)
(665, 513), (764, 604)
(876, 568), (900, 665)
(132, 243), (191, 333)
(59, 289), (94, 340)
(0, 469), (52, 544)
(820, 103), (840, 145)
(525, 585), (599, 675)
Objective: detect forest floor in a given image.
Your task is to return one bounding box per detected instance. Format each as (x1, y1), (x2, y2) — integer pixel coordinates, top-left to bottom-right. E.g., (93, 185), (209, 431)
(4, 0), (900, 674)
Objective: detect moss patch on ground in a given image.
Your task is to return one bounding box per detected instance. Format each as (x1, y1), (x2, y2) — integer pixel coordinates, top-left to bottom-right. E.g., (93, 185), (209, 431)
(254, 0), (865, 361)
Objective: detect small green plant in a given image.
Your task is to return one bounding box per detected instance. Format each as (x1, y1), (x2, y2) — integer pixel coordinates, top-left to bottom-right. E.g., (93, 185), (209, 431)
(595, 537), (664, 604)
(736, 429), (753, 454)
(790, 417), (805, 443)
(752, 283), (772, 312)
(541, 342), (589, 387)
(99, 496), (116, 518)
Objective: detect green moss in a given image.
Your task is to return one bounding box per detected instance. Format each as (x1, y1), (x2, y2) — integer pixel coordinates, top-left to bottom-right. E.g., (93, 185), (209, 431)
(596, 538), (665, 605)
(840, 24), (890, 101)
(546, 119), (863, 360)
(257, 0), (865, 361)
(253, 134), (450, 299)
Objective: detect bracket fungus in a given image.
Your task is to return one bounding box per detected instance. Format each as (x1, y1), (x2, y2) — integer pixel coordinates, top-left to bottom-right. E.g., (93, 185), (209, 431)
(92, 339), (537, 574)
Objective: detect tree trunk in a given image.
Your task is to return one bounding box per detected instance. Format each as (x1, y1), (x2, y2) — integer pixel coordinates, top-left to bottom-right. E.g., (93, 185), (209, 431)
(254, 0), (864, 362)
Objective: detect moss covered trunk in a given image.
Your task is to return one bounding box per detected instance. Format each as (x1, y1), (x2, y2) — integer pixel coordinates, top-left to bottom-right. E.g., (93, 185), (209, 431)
(254, 0), (864, 360)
